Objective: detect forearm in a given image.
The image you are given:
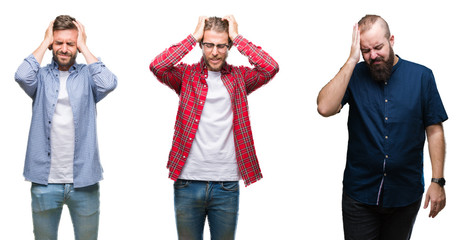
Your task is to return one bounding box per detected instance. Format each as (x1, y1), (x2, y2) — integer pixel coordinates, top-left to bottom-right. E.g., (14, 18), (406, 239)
(317, 60), (356, 117)
(234, 35), (279, 78)
(426, 123), (446, 178)
(32, 40), (51, 65)
(233, 35), (279, 93)
(80, 45), (99, 65)
(149, 35), (196, 90)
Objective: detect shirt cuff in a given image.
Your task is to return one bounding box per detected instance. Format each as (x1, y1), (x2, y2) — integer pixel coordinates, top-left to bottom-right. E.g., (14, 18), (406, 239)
(232, 35), (244, 46)
(25, 54), (41, 70)
(87, 59), (105, 74)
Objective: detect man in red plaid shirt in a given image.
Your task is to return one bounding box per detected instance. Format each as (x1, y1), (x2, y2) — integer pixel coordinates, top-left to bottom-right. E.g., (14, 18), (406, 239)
(150, 15), (279, 239)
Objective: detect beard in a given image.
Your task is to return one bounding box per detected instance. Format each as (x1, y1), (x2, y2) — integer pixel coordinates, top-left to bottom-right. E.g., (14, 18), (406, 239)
(366, 48), (394, 82)
(53, 50), (77, 70)
(202, 51), (228, 72)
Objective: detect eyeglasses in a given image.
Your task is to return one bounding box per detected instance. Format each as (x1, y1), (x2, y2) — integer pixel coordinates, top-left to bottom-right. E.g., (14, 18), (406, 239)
(201, 42), (230, 53)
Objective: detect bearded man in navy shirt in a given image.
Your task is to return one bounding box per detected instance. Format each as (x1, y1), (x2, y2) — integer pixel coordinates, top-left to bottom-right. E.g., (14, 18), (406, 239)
(317, 15), (447, 240)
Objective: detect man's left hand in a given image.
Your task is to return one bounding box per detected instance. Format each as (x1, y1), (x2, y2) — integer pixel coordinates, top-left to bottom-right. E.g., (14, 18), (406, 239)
(73, 20), (87, 53)
(222, 15), (238, 40)
(424, 182), (446, 218)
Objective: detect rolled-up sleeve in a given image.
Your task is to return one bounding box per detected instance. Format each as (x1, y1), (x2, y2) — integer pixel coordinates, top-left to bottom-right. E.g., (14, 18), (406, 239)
(15, 54), (41, 98)
(88, 60), (118, 102)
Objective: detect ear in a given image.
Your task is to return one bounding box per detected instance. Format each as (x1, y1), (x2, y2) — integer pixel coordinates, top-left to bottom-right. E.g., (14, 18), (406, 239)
(199, 36), (204, 49)
(389, 35), (395, 47)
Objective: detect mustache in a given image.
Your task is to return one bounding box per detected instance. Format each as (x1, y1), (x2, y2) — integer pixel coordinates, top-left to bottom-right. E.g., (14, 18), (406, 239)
(370, 57), (385, 64)
(56, 51), (72, 56)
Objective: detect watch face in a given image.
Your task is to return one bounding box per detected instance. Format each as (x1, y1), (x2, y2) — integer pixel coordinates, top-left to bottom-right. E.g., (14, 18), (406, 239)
(440, 178), (446, 185)
(432, 178), (445, 186)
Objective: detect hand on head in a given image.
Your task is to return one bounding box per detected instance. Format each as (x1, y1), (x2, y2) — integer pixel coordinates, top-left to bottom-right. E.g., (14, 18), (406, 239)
(193, 16), (208, 42)
(73, 20), (87, 53)
(45, 21), (54, 50)
(348, 23), (361, 64)
(222, 15), (238, 41)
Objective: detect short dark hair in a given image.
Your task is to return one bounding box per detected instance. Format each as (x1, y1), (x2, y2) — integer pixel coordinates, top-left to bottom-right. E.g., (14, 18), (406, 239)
(53, 15), (77, 31)
(358, 14), (391, 39)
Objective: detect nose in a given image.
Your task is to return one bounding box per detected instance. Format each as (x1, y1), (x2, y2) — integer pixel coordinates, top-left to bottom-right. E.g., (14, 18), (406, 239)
(59, 43), (68, 53)
(370, 50), (379, 60)
(211, 46), (218, 56)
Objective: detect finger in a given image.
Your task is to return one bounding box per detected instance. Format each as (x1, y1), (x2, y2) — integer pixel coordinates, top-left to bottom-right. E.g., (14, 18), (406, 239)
(222, 15), (234, 22)
(423, 192), (430, 209)
(199, 16), (207, 23)
(431, 202), (438, 217)
(73, 21), (83, 33)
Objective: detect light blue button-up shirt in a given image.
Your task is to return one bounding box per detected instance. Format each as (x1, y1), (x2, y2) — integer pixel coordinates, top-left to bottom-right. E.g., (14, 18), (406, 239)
(15, 54), (117, 188)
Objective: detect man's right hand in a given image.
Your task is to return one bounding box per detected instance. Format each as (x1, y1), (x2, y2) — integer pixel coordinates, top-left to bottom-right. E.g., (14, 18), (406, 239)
(317, 23), (361, 117)
(192, 16), (207, 42)
(33, 20), (54, 64)
(347, 23), (361, 65)
(45, 21), (54, 50)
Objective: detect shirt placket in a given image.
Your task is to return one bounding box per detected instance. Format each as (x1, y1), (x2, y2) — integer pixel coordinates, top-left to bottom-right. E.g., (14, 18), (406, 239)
(377, 80), (390, 205)
(184, 72), (208, 160)
(47, 69), (61, 160)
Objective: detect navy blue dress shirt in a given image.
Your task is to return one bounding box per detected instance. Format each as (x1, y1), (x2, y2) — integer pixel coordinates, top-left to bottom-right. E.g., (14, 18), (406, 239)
(15, 54), (117, 188)
(341, 57), (447, 208)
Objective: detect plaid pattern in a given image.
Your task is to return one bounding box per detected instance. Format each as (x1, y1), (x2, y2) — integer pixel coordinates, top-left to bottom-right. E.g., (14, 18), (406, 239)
(150, 34), (279, 186)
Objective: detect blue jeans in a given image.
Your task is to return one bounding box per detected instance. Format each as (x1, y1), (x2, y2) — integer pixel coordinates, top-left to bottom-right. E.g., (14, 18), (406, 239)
(342, 192), (421, 240)
(174, 180), (240, 240)
(31, 183), (100, 240)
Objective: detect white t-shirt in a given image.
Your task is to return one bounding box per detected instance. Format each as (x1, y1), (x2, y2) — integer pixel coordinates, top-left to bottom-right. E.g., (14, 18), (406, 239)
(48, 70), (75, 183)
(179, 71), (240, 181)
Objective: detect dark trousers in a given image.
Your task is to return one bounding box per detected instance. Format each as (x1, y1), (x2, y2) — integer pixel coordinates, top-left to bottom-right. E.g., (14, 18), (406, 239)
(342, 192), (421, 240)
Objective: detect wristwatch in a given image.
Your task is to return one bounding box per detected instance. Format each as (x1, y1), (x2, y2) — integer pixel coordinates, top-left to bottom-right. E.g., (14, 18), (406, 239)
(431, 178), (446, 187)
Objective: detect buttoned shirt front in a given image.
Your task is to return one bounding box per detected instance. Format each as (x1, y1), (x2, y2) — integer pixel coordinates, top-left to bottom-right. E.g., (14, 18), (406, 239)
(15, 55), (117, 188)
(150, 35), (279, 186)
(341, 57), (447, 207)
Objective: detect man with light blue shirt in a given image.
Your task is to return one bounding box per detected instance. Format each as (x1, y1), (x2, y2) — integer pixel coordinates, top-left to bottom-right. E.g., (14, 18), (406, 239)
(15, 15), (117, 240)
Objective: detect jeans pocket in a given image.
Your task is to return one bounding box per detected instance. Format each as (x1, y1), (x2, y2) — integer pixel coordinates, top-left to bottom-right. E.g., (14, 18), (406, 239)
(221, 181), (239, 192)
(174, 180), (190, 189)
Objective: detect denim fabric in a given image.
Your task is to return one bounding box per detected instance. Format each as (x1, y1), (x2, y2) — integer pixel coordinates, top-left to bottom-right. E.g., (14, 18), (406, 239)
(342, 192), (421, 240)
(31, 183), (100, 240)
(174, 180), (239, 240)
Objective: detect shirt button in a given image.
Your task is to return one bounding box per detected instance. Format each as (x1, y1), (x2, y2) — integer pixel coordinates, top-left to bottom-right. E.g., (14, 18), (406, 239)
(385, 136), (388, 139)
(384, 173), (387, 177)
(385, 155), (389, 158)
(385, 117), (388, 121)
(385, 99), (388, 103)
(200, 101), (203, 104)
(195, 119), (199, 122)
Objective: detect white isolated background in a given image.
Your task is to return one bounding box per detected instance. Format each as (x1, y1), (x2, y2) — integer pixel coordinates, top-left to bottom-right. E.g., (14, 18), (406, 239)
(0, 0), (467, 239)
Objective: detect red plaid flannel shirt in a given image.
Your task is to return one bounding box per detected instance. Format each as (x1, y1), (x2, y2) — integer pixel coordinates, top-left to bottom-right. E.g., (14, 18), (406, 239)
(149, 34), (279, 186)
